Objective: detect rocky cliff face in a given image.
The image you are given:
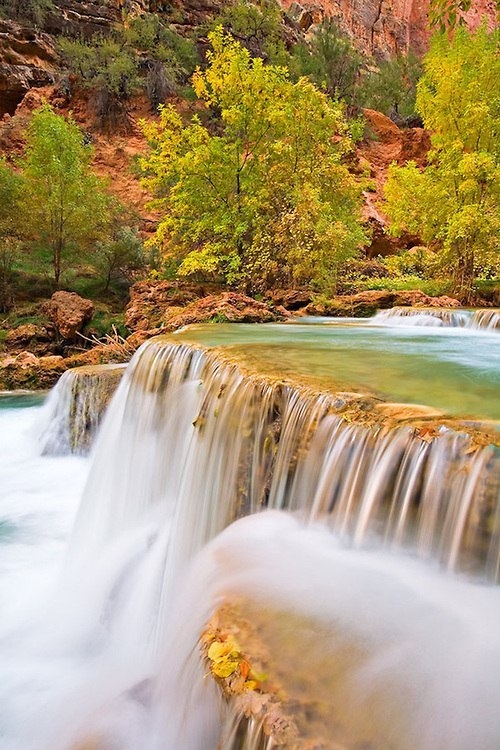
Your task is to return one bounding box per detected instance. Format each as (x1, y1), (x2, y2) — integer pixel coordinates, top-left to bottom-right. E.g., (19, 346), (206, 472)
(0, 20), (57, 116)
(281, 0), (496, 58)
(44, 0), (122, 38)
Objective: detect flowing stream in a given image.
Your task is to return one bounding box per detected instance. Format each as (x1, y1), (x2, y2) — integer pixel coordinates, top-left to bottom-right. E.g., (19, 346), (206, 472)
(1, 315), (499, 750)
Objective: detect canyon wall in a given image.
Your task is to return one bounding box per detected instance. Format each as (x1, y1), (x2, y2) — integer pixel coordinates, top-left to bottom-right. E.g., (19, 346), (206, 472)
(281, 0), (496, 58)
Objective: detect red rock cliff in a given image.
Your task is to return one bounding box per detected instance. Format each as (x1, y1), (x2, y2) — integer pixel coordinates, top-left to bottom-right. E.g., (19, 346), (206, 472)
(281, 0), (496, 58)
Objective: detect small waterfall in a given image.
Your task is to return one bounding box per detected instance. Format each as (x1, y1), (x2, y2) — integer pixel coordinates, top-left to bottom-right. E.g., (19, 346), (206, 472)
(372, 306), (500, 330)
(38, 364), (125, 455)
(471, 308), (500, 330)
(70, 339), (500, 584)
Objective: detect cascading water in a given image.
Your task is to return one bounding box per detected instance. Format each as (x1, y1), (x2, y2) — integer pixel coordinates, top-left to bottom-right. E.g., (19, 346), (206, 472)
(67, 339), (500, 583)
(372, 306), (500, 330)
(1, 320), (500, 750)
(38, 364), (124, 455)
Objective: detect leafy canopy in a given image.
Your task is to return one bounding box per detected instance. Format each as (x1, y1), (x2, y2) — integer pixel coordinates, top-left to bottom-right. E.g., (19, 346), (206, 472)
(141, 29), (365, 292)
(21, 104), (112, 286)
(385, 25), (500, 300)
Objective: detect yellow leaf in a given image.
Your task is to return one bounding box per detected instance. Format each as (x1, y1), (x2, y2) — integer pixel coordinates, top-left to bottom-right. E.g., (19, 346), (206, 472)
(207, 641), (234, 662)
(212, 659), (240, 678)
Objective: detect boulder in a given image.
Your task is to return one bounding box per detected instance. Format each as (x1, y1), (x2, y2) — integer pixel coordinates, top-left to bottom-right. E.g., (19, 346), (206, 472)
(125, 281), (209, 332)
(5, 322), (55, 354)
(162, 293), (288, 328)
(43, 291), (94, 340)
(264, 289), (312, 311)
(0, 350), (65, 389)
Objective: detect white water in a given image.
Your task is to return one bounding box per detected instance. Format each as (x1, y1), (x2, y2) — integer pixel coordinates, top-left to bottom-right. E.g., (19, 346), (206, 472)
(372, 306), (500, 330)
(2, 332), (500, 749)
(0, 399), (89, 750)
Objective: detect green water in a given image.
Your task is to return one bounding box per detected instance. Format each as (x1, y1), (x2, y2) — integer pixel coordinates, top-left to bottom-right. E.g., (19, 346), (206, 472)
(0, 392), (46, 409)
(171, 320), (500, 421)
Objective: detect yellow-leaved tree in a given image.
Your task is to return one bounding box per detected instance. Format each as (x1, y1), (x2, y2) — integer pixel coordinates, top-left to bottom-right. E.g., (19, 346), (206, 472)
(141, 28), (365, 293)
(385, 25), (500, 301)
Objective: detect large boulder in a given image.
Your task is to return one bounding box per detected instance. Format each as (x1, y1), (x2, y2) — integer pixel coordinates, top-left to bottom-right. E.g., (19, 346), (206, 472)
(125, 281), (209, 332)
(43, 291), (94, 340)
(161, 292), (289, 328)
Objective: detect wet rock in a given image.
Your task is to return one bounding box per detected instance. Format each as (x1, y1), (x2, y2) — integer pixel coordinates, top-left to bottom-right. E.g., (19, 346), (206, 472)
(42, 291), (94, 341)
(375, 402), (445, 421)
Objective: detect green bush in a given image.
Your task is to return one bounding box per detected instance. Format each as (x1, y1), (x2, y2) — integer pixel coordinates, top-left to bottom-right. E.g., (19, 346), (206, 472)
(382, 247), (437, 278)
(58, 36), (139, 130)
(355, 275), (452, 296)
(59, 16), (200, 116)
(290, 21), (363, 107)
(210, 0), (289, 64)
(94, 226), (145, 292)
(361, 52), (423, 121)
(0, 0), (53, 25)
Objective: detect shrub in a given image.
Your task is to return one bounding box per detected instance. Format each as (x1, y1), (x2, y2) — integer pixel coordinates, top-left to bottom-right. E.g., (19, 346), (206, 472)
(94, 226), (145, 292)
(0, 0), (53, 25)
(290, 21), (364, 107)
(361, 52), (423, 121)
(58, 36), (139, 130)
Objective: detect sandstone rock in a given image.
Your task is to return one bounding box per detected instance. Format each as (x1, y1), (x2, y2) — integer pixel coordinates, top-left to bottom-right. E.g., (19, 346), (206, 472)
(0, 20), (56, 116)
(5, 323), (55, 354)
(45, 0), (121, 39)
(399, 127), (431, 167)
(43, 291), (94, 340)
(125, 281), (209, 331)
(0, 350), (70, 389)
(163, 292), (287, 328)
(264, 289), (312, 311)
(283, 0), (429, 58)
(304, 289), (461, 317)
(0, 350), (39, 389)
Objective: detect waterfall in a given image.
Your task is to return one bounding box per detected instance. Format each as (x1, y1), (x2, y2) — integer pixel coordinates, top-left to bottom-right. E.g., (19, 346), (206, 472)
(372, 306), (500, 330)
(471, 308), (500, 330)
(38, 364), (125, 455)
(70, 338), (500, 583)
(6, 335), (499, 750)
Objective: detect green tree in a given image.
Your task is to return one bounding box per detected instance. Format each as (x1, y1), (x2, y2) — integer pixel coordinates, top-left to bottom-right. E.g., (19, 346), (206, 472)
(94, 226), (145, 292)
(213, 0), (289, 65)
(384, 25), (500, 300)
(141, 29), (364, 293)
(20, 105), (112, 287)
(0, 158), (22, 241)
(362, 52), (423, 120)
(290, 21), (363, 106)
(0, 159), (23, 311)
